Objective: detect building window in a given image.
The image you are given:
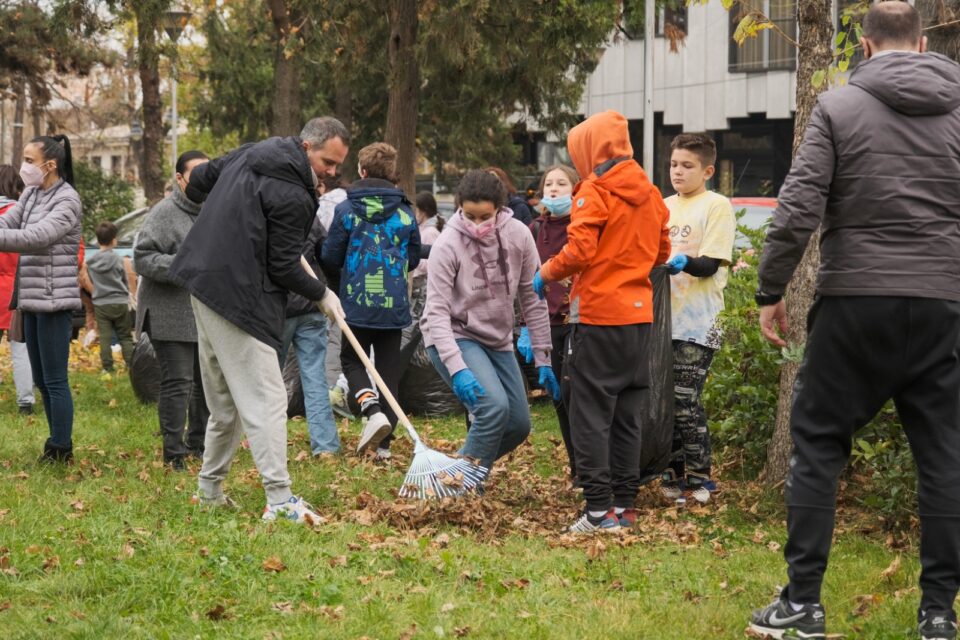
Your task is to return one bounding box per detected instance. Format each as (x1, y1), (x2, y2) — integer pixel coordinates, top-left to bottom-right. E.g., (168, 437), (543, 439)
(90, 155), (102, 171)
(728, 0), (797, 73)
(621, 0), (688, 40)
(111, 155), (122, 176)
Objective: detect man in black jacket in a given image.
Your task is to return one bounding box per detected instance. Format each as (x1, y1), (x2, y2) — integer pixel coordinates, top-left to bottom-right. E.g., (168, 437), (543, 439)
(170, 116), (349, 524)
(749, 4), (960, 639)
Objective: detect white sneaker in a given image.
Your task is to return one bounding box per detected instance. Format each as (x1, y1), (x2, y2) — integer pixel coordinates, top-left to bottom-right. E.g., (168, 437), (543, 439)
(261, 495), (323, 524)
(690, 481), (717, 504)
(375, 447), (392, 461)
(357, 412), (391, 454)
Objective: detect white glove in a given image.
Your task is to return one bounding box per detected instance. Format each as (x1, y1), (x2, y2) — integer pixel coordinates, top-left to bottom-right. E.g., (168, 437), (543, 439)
(317, 287), (343, 321)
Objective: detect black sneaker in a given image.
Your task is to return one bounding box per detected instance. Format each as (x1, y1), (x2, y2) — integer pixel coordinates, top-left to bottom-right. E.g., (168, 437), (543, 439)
(166, 457), (187, 472)
(749, 598), (825, 639)
(18, 404), (33, 416)
(919, 609), (958, 640)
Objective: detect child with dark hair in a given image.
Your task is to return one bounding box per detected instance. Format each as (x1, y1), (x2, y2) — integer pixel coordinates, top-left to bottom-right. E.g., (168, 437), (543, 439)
(85, 221), (135, 373)
(484, 166), (534, 225)
(661, 132), (735, 505)
(322, 142), (421, 458)
(421, 169), (559, 482)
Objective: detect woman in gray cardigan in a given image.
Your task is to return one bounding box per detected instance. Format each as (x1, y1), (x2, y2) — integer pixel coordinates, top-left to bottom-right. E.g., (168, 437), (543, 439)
(134, 150), (210, 471)
(0, 135), (82, 463)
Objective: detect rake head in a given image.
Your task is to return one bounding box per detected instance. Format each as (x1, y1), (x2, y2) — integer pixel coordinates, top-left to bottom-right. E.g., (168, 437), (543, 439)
(399, 443), (488, 500)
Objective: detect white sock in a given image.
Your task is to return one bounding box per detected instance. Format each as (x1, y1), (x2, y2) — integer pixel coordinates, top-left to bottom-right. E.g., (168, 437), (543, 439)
(588, 510), (607, 519)
(614, 507), (626, 515)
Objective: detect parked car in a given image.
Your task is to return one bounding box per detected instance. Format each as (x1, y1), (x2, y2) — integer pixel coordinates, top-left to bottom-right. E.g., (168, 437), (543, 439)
(85, 206), (150, 259)
(730, 196), (776, 248)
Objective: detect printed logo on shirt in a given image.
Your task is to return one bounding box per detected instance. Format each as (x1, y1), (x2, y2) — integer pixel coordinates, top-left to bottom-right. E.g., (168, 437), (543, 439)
(576, 198), (585, 208)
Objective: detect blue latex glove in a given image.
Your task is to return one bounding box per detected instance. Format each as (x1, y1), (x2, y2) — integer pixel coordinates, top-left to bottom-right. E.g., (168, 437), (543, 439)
(532, 271), (546, 300)
(452, 369), (486, 408)
(666, 254), (689, 275)
(538, 366), (561, 402)
(516, 327), (534, 364)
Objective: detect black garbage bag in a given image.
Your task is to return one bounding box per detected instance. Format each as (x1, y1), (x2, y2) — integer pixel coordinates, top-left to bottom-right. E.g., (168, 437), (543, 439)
(283, 345), (306, 419)
(398, 286), (462, 417)
(130, 332), (160, 404)
(638, 266), (675, 484)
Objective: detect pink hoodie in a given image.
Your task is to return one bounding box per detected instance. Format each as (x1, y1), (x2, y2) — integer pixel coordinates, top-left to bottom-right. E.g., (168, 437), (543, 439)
(421, 208), (551, 376)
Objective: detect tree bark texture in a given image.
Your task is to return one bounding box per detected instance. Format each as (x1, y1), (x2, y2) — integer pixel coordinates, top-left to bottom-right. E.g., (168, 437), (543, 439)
(12, 75), (24, 166)
(917, 0), (960, 61)
(384, 0), (419, 197)
(761, 0), (834, 481)
(134, 3), (166, 204)
(267, 0), (303, 137)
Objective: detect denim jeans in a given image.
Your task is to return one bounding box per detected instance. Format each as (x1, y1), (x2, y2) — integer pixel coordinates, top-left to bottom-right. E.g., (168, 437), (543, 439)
(280, 313), (339, 454)
(427, 339), (530, 469)
(152, 339), (209, 461)
(22, 310), (74, 448)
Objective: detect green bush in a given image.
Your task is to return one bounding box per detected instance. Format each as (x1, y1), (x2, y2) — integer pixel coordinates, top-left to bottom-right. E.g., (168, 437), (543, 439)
(73, 160), (136, 242)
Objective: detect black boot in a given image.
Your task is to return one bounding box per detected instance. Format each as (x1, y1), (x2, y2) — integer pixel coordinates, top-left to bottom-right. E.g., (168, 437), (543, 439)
(38, 441), (57, 464)
(39, 440), (73, 464)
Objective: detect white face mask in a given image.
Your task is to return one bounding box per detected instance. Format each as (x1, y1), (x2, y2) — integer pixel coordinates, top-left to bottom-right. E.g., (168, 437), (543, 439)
(19, 161), (49, 188)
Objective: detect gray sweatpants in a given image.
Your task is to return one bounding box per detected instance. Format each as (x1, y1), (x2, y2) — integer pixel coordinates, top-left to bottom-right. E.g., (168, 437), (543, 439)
(192, 297), (293, 505)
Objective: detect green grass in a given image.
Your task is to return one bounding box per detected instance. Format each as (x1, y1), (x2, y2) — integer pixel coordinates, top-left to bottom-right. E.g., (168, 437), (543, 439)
(0, 358), (924, 639)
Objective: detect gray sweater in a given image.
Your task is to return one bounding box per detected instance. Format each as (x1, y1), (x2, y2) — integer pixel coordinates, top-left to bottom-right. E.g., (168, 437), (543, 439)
(134, 185), (202, 342)
(760, 52), (960, 300)
(0, 179), (82, 313)
(86, 248), (130, 306)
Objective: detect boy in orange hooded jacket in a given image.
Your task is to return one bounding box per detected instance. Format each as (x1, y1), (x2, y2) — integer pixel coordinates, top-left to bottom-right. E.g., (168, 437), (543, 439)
(537, 110), (671, 533)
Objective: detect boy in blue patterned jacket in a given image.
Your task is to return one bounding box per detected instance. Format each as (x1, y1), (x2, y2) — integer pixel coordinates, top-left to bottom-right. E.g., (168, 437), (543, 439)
(322, 142), (420, 457)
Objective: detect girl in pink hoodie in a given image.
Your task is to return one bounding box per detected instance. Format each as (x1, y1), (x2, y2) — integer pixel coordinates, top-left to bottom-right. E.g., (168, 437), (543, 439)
(421, 170), (559, 477)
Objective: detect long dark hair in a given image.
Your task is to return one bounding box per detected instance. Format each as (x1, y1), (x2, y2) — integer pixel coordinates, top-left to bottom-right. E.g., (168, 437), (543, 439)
(415, 191), (444, 232)
(0, 165), (24, 200)
(29, 135), (74, 186)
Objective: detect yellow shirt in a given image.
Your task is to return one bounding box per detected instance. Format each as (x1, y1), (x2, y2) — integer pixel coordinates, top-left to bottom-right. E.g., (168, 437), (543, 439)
(665, 190), (735, 348)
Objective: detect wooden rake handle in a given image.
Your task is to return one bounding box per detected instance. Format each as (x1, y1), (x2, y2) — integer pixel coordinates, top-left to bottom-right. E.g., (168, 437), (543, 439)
(299, 256), (421, 442)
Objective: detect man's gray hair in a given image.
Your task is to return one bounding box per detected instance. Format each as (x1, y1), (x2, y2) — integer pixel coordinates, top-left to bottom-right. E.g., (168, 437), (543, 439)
(300, 117), (351, 148)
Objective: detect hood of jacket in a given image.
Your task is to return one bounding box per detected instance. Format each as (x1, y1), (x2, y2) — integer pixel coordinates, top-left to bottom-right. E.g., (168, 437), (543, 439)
(86, 248), (123, 275)
(247, 136), (316, 191)
(567, 110), (634, 181)
(446, 206), (515, 245)
(850, 51), (960, 116)
(0, 196), (16, 210)
(344, 181), (410, 224)
(171, 183), (202, 216)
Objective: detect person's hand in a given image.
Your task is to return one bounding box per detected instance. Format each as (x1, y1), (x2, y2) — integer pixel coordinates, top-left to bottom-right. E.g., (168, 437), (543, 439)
(317, 288), (343, 321)
(666, 254), (688, 275)
(759, 299), (789, 347)
(516, 327), (534, 364)
(452, 369), (486, 408)
(538, 366), (561, 401)
(532, 271), (547, 300)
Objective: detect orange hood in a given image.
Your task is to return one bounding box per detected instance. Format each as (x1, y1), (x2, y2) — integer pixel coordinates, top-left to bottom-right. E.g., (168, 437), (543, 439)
(567, 110), (634, 181)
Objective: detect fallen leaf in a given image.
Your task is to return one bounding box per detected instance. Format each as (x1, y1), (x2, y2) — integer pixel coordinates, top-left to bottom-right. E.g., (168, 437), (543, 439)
(399, 624), (417, 640)
(433, 533), (451, 548)
(440, 602), (455, 613)
(117, 544), (135, 560)
(853, 593), (881, 617)
(206, 604), (229, 621)
(880, 555), (901, 581)
(70, 501), (84, 512)
(74, 558), (85, 566)
(271, 601), (294, 614)
(767, 541), (781, 552)
(454, 627), (470, 638)
(199, 547), (210, 558)
(262, 556), (286, 573)
(42, 556), (59, 572)
(294, 450), (309, 462)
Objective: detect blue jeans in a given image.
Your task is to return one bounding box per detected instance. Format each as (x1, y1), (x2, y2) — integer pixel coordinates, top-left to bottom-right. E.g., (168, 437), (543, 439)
(279, 313), (339, 454)
(427, 339), (530, 469)
(23, 310), (74, 448)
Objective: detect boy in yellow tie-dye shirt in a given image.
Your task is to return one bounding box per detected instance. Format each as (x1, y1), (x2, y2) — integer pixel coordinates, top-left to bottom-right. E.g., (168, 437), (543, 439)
(661, 133), (735, 505)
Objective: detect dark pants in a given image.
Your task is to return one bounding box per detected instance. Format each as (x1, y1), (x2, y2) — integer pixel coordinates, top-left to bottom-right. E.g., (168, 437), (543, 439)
(668, 340), (715, 486)
(152, 339), (209, 462)
(340, 325), (401, 449)
(552, 324), (575, 478)
(785, 296), (960, 615)
(564, 323), (650, 512)
(94, 302), (134, 370)
(23, 310), (74, 449)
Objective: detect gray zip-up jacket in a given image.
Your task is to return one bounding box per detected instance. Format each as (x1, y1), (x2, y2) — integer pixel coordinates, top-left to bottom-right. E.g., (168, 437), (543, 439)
(0, 179), (82, 313)
(86, 248), (130, 306)
(759, 52), (960, 300)
(134, 185), (202, 342)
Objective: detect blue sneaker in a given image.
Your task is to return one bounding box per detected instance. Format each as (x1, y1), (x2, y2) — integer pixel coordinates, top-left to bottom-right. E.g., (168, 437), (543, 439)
(569, 509), (621, 534)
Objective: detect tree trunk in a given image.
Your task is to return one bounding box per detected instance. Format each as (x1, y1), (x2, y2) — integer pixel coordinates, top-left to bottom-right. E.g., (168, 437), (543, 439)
(917, 0), (960, 61)
(135, 4), (166, 204)
(11, 75), (24, 166)
(761, 0), (834, 481)
(384, 0), (419, 196)
(267, 0), (303, 137)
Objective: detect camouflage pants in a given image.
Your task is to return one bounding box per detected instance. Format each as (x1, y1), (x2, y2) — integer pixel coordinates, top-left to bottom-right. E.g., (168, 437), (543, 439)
(667, 341), (715, 487)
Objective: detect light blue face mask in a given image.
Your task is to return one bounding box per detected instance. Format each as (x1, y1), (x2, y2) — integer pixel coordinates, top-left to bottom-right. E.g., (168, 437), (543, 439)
(541, 194), (572, 217)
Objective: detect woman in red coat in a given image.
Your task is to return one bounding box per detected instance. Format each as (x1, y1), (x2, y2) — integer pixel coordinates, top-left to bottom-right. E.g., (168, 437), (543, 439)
(0, 165), (35, 414)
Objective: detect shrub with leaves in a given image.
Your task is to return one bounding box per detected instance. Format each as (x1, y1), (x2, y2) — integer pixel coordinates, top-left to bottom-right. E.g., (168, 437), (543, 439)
(73, 160), (136, 242)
